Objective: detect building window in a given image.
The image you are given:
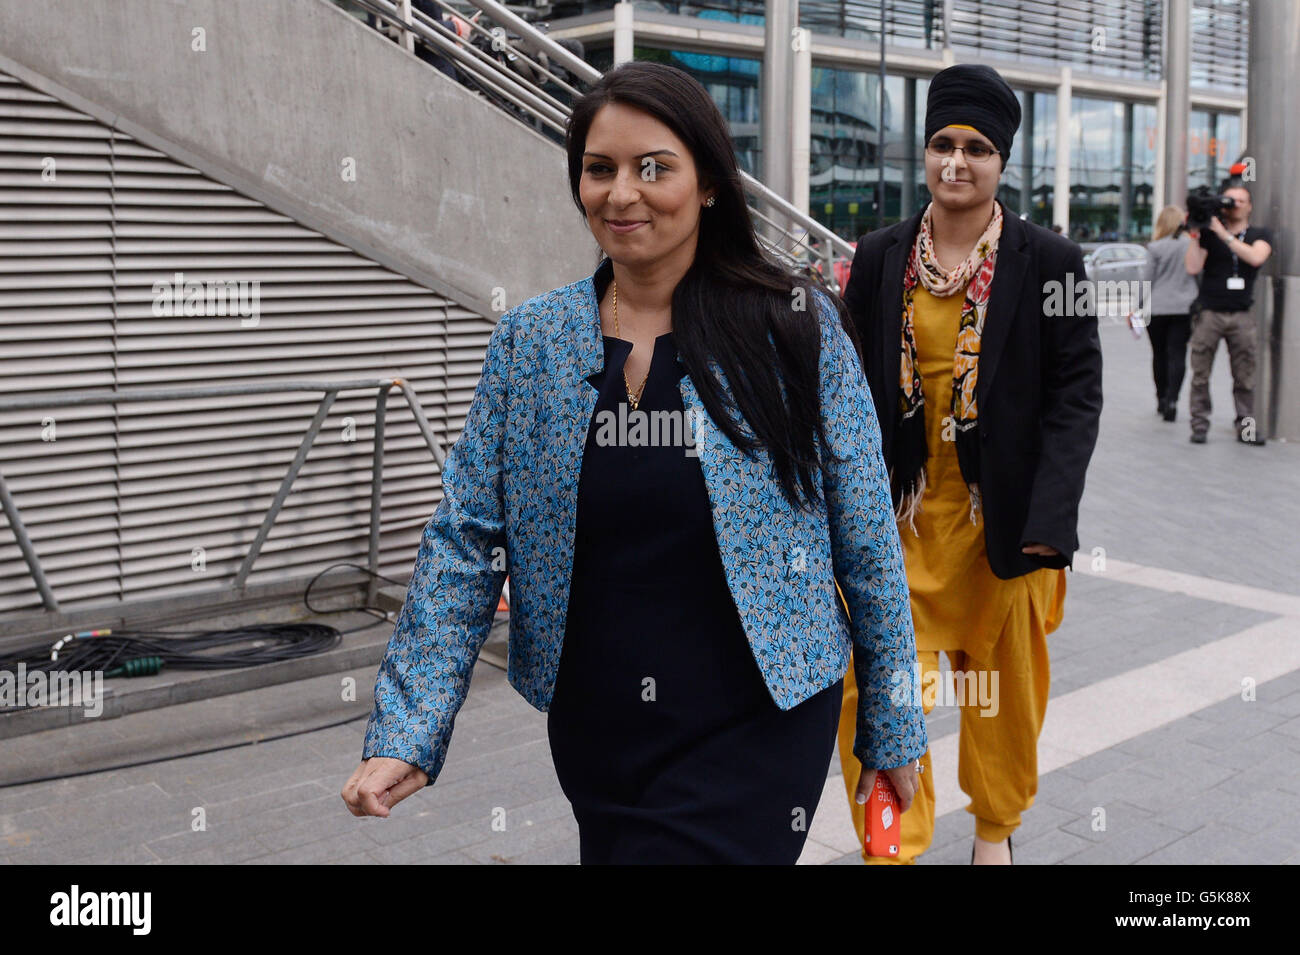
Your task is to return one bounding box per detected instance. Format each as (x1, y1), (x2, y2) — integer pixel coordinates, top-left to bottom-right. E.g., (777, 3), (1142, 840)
(1188, 109), (1242, 191)
(588, 45), (763, 175)
(949, 0), (1163, 81)
(1190, 0), (1249, 94)
(1131, 102), (1158, 239)
(808, 67), (908, 237)
(1029, 90), (1058, 231)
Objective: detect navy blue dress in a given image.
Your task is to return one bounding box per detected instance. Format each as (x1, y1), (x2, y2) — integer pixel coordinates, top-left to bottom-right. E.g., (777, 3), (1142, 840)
(546, 262), (843, 864)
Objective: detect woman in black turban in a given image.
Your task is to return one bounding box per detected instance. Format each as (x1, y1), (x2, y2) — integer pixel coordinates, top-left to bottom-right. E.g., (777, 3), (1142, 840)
(836, 63), (1103, 864)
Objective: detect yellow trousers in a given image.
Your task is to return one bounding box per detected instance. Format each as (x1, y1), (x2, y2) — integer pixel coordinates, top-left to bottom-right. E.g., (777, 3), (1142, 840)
(836, 572), (1064, 864)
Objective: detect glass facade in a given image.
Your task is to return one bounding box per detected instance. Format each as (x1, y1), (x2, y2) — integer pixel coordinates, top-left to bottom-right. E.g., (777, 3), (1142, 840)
(587, 44), (764, 176)
(799, 0), (943, 48)
(586, 41), (1232, 243)
(806, 83), (1157, 242)
(949, 0), (1164, 82)
(1191, 0), (1250, 92)
(1067, 96), (1157, 242)
(1027, 91), (1058, 230)
(1188, 109), (1243, 192)
(1132, 102), (1159, 237)
(808, 68), (900, 237)
(550, 0), (944, 48)
(550, 0), (1255, 86)
(556, 0), (1246, 243)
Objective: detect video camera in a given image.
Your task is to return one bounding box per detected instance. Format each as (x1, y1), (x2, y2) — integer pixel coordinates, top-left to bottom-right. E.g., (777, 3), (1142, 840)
(1185, 185), (1236, 229)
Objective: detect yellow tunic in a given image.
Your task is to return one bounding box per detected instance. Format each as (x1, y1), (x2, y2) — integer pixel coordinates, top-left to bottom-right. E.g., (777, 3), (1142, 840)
(902, 285), (1063, 661)
(834, 283), (1069, 863)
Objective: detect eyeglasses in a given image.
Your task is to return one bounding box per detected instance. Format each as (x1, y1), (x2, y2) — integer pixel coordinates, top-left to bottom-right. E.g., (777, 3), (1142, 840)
(925, 139), (1000, 163)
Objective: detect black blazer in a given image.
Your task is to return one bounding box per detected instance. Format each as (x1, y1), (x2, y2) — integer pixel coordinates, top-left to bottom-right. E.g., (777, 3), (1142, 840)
(842, 200), (1103, 579)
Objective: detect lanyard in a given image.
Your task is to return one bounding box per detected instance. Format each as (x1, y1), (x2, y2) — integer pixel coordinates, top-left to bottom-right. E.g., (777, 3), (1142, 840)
(1230, 228), (1247, 277)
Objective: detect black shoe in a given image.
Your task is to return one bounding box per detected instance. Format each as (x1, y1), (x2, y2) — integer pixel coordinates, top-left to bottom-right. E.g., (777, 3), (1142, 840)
(1190, 432), (1207, 444)
(1163, 404), (1177, 422)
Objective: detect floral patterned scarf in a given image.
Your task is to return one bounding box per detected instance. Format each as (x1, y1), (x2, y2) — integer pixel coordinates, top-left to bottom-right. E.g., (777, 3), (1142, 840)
(893, 200), (1002, 533)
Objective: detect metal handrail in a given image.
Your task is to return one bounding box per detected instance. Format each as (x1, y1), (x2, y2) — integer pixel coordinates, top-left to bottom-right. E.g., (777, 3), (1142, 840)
(0, 378), (445, 614)
(471, 0), (857, 269)
(361, 0), (571, 132)
(417, 0), (589, 100)
(353, 0), (856, 287)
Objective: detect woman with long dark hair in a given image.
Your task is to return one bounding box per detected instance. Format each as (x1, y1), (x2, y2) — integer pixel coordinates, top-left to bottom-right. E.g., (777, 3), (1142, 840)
(343, 61), (926, 864)
(838, 64), (1102, 864)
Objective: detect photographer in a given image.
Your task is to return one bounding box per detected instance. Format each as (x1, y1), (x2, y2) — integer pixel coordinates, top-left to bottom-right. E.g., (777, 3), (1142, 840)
(1184, 179), (1273, 444)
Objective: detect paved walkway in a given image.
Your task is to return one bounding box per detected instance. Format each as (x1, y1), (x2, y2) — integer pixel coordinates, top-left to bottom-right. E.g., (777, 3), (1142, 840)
(2, 313), (1298, 865)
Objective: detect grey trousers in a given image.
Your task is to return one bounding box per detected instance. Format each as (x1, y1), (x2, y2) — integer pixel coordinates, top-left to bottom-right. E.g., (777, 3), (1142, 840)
(1188, 307), (1256, 435)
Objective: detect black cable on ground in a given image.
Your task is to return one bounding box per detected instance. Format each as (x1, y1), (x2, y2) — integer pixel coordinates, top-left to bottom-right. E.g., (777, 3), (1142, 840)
(0, 623), (343, 677)
(0, 563), (412, 788)
(302, 562), (410, 633)
(0, 563), (404, 674)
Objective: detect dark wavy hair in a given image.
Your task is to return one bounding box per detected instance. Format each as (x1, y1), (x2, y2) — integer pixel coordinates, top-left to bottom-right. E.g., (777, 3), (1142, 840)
(564, 60), (859, 510)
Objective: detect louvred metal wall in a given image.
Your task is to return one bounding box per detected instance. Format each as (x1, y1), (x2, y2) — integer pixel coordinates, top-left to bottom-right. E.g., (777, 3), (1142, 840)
(0, 69), (494, 627)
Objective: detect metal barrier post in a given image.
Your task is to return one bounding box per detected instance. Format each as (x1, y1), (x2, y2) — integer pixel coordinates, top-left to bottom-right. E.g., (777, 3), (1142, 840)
(0, 473), (59, 612)
(232, 390), (340, 589)
(0, 378), (446, 615)
(368, 385), (390, 606)
(397, 0), (415, 52)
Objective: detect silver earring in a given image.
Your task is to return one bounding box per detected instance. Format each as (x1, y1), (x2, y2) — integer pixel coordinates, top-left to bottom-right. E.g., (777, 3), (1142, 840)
(704, 196), (716, 207)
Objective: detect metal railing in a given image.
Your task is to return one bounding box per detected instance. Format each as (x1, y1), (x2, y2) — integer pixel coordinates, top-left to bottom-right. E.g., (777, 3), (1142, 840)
(0, 378), (445, 614)
(346, 0), (855, 290)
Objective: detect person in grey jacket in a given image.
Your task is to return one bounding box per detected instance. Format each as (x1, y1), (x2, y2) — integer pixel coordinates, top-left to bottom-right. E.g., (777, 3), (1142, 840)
(1142, 205), (1200, 421)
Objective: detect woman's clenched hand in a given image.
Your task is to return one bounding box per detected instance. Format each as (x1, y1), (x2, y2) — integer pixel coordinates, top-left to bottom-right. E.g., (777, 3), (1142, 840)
(342, 757), (429, 818)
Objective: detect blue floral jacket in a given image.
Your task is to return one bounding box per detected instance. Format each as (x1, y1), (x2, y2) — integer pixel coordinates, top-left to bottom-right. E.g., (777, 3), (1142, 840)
(362, 263), (927, 785)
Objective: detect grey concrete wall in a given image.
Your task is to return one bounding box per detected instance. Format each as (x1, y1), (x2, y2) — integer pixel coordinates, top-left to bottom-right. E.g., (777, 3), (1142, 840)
(0, 0), (599, 318)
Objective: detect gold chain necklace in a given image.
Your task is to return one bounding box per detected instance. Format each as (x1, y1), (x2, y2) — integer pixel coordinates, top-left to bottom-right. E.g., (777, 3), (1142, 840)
(611, 280), (649, 410)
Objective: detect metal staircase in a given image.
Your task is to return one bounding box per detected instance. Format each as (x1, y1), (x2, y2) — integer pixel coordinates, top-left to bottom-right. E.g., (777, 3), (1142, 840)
(344, 0), (856, 291)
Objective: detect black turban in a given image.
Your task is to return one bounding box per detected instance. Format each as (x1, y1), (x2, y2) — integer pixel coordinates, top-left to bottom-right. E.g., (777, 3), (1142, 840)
(924, 64), (1021, 168)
